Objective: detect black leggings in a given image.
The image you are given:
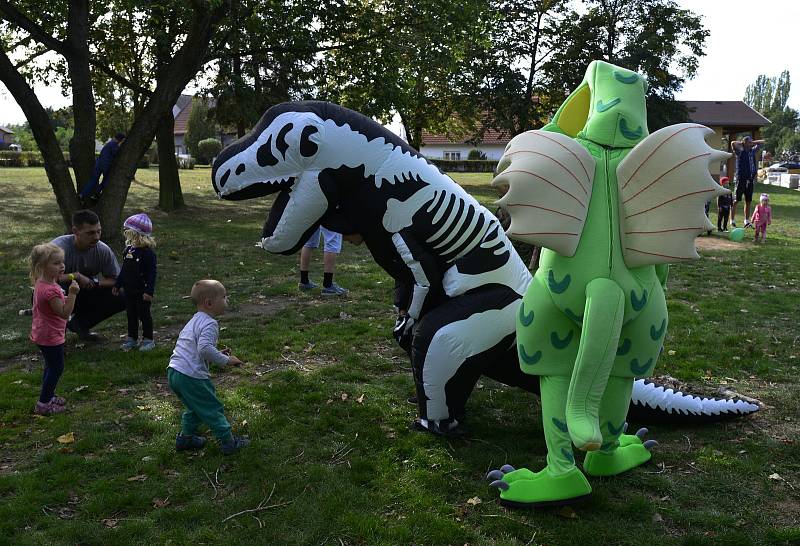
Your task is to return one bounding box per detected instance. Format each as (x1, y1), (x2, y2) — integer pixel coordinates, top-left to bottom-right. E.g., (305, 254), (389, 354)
(38, 344), (65, 403)
(125, 292), (153, 339)
(718, 207), (729, 231)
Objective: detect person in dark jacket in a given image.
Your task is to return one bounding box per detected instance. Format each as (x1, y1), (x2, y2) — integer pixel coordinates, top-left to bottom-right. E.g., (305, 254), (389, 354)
(79, 132), (125, 200)
(113, 213), (157, 351)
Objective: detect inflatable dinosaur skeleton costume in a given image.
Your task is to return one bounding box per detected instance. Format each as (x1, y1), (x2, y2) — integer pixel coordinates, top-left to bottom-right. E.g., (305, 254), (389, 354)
(486, 60), (749, 507)
(210, 99), (757, 437)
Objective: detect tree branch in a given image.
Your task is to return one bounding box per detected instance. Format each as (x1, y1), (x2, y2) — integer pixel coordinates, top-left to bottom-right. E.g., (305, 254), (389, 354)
(0, 0), (71, 57)
(13, 46), (48, 69)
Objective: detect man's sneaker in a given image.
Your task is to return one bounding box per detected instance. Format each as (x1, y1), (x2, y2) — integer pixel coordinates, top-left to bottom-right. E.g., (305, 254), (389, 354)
(744, 221), (753, 228)
(298, 281), (318, 292)
(321, 283), (349, 296)
(175, 433), (207, 451)
(730, 221), (737, 228)
(221, 435), (250, 455)
(121, 337), (138, 351)
(139, 339), (156, 352)
(68, 320), (102, 342)
(34, 400), (66, 416)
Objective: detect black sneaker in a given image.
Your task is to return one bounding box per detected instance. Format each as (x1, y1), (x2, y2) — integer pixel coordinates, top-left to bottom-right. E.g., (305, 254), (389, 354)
(175, 433), (207, 451)
(221, 435), (250, 455)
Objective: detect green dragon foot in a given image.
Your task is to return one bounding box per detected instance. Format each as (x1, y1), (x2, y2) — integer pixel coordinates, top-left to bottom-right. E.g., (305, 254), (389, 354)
(583, 431), (657, 477)
(488, 465), (591, 508)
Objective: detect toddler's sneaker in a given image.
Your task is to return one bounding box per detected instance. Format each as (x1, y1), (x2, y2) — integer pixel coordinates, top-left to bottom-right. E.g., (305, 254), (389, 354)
(321, 283), (349, 296)
(221, 435), (250, 455)
(175, 433), (207, 451)
(121, 337), (138, 351)
(50, 395), (66, 406)
(34, 400), (66, 415)
(298, 281), (318, 292)
(139, 339), (156, 352)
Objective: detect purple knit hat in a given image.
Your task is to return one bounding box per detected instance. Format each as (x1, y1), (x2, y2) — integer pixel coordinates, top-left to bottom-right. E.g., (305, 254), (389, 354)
(123, 213), (153, 235)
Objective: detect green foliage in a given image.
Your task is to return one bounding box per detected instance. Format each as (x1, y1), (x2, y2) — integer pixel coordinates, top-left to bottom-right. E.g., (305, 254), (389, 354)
(177, 156), (195, 170)
(467, 149), (487, 160)
(0, 151), (45, 167)
(184, 99), (217, 160)
(745, 72), (799, 158)
(197, 138), (223, 165)
(5, 123), (38, 152)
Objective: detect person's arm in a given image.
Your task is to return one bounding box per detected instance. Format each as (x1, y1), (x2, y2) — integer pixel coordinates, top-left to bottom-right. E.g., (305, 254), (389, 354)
(48, 281), (80, 319)
(197, 321), (231, 366)
(98, 242), (121, 288)
(390, 230), (442, 322)
(142, 249), (157, 300)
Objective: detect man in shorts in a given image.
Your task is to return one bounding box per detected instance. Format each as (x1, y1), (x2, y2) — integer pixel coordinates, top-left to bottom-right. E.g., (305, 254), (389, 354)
(730, 136), (765, 228)
(297, 226), (349, 296)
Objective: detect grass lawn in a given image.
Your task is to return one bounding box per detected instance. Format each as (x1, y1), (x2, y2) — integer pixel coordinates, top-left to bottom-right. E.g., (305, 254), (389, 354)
(0, 166), (798, 545)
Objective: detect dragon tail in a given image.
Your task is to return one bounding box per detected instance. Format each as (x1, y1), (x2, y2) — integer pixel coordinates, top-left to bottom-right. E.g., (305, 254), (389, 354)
(627, 378), (760, 423)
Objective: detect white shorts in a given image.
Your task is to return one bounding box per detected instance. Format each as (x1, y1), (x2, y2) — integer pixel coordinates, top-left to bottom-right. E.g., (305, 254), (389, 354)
(303, 226), (342, 253)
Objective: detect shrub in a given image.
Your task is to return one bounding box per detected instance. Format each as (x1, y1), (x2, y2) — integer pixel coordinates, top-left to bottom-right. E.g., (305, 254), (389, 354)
(197, 138), (222, 165)
(0, 150), (45, 167)
(428, 158), (498, 173)
(467, 149), (487, 160)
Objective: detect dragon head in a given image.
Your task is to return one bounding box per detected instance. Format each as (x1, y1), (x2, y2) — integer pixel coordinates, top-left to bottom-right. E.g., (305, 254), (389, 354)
(548, 60), (649, 148)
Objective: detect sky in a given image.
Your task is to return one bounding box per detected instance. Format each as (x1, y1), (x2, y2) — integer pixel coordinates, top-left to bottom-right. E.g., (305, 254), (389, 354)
(1, 0), (799, 128)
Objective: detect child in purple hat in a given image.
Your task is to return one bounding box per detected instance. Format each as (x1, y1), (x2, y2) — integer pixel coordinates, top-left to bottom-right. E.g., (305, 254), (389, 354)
(113, 213), (158, 350)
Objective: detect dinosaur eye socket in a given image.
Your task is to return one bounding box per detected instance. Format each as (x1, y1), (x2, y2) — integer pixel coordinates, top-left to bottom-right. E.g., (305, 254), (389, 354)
(299, 126), (319, 157)
(257, 135), (278, 167)
(276, 123), (292, 159)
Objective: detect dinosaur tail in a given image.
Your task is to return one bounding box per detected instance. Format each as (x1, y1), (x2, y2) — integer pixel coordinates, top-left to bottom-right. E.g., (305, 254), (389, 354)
(627, 378), (761, 423)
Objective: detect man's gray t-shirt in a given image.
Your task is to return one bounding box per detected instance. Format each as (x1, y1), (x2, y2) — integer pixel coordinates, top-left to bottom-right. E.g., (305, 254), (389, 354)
(51, 235), (120, 279)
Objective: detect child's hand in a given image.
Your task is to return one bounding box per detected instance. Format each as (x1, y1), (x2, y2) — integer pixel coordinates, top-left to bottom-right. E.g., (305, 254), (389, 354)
(221, 345), (231, 356)
(68, 280), (80, 295)
(112, 286), (120, 296)
(227, 355), (243, 366)
(142, 293), (153, 302)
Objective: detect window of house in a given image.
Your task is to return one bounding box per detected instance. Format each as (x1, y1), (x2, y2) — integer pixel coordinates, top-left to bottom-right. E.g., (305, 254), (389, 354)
(443, 151), (461, 160)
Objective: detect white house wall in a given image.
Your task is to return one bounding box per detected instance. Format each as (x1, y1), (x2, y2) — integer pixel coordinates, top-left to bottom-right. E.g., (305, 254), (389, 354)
(420, 144), (506, 161)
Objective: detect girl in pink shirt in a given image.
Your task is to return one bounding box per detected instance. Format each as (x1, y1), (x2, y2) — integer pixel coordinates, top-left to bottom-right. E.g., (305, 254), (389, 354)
(751, 193), (773, 243)
(29, 243), (80, 415)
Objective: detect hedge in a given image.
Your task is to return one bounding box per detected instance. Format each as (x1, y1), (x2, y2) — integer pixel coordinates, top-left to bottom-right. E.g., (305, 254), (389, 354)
(428, 158), (498, 173)
(0, 150), (149, 168)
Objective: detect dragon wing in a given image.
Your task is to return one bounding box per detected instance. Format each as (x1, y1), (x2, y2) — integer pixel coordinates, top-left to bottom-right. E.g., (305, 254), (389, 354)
(617, 123), (730, 268)
(493, 130), (595, 257)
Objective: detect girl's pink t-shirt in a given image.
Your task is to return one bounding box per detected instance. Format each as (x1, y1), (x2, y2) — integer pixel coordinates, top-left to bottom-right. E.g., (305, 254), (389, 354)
(30, 280), (66, 346)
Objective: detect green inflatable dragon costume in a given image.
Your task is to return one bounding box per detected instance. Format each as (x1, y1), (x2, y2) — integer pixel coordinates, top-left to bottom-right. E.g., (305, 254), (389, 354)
(487, 60), (730, 508)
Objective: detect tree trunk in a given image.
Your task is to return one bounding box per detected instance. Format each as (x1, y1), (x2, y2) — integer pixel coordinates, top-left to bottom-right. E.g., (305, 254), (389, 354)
(157, 113), (184, 211)
(0, 45), (79, 232)
(95, 4), (227, 243)
(66, 0), (97, 191)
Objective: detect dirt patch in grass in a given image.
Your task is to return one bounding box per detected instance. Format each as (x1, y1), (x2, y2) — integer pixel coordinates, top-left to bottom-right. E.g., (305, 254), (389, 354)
(696, 236), (752, 252)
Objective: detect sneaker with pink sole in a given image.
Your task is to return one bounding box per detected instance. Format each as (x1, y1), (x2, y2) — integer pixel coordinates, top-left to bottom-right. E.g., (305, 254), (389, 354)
(50, 395), (67, 406)
(34, 400), (66, 415)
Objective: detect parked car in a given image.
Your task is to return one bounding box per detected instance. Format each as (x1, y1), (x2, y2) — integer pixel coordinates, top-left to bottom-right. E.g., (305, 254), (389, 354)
(766, 161), (800, 174)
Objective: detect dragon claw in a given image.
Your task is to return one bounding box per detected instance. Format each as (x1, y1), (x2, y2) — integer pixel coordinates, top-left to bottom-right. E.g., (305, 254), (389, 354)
(490, 479), (510, 491)
(643, 439), (658, 450)
(486, 469), (505, 481)
(635, 427), (648, 439)
(500, 464), (516, 473)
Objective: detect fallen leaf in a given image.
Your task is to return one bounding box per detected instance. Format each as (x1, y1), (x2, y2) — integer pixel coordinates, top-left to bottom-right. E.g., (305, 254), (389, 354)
(356, 394), (365, 404)
(102, 518), (118, 528)
(466, 496), (482, 506)
(74, 385), (88, 392)
(136, 406), (148, 411)
(652, 513), (664, 523)
(241, 419), (248, 427)
(667, 350), (676, 356)
(127, 474), (148, 482)
(152, 497), (170, 508)
(57, 432), (75, 444)
(768, 472), (783, 481)
(341, 393), (349, 401)
(141, 456), (155, 462)
(12, 380), (22, 385)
